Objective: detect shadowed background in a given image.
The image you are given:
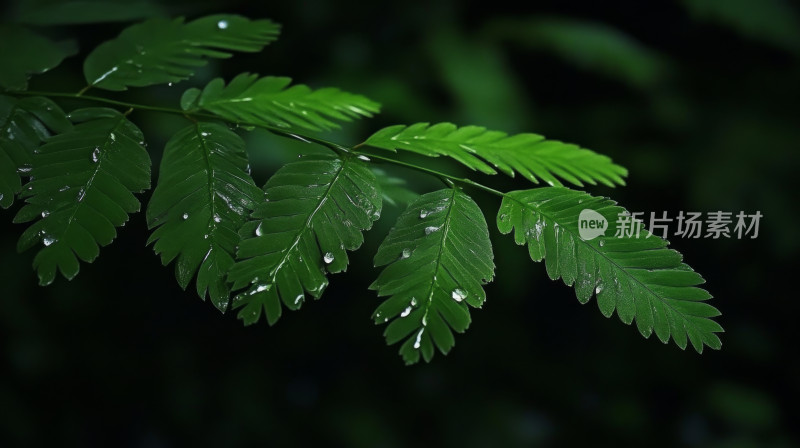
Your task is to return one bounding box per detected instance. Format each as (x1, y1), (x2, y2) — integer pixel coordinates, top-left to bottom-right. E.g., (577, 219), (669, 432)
(1, 0), (798, 446)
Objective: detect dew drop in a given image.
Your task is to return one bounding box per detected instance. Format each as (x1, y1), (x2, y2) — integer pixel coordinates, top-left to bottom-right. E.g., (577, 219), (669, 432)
(422, 314), (428, 326)
(17, 164), (32, 174)
(76, 188), (86, 202)
(419, 210), (429, 219)
(41, 210), (50, 218)
(400, 306), (412, 318)
(357, 155), (371, 162)
(255, 223), (263, 237)
(167, 82), (173, 87)
(92, 146), (100, 162)
(451, 288), (467, 302)
(499, 213), (508, 221)
(599, 240), (605, 247)
(182, 213), (189, 220)
(410, 297), (418, 306)
(43, 236), (56, 246)
(217, 20), (229, 29)
(201, 132), (210, 137)
(595, 285), (603, 294)
(110, 133), (116, 142)
(323, 252), (334, 264)
(413, 329), (424, 349)
(401, 248), (412, 259)
(424, 225), (440, 235)
(58, 186), (70, 192)
(213, 214), (222, 223)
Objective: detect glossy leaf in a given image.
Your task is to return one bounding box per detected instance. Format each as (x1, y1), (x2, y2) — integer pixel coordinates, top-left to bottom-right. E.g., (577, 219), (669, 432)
(228, 154), (382, 325)
(371, 188), (495, 365)
(1, 95), (72, 209)
(497, 187), (723, 352)
(147, 122), (262, 312)
(365, 122), (628, 188)
(0, 25), (76, 90)
(14, 108), (151, 285)
(181, 73), (380, 131)
(83, 15), (280, 91)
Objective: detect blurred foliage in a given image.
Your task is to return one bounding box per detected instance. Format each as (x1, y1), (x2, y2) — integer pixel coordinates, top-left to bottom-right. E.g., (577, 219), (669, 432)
(0, 0), (798, 446)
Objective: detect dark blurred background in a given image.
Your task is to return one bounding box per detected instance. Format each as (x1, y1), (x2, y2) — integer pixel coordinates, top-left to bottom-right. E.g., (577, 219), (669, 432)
(1, 0), (798, 446)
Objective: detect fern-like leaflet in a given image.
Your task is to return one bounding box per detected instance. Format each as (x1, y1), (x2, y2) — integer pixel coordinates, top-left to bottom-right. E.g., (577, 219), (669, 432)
(228, 154), (382, 325)
(181, 73), (381, 131)
(365, 122), (628, 187)
(0, 95), (72, 209)
(14, 108), (151, 285)
(146, 122), (263, 312)
(83, 15), (280, 91)
(371, 188), (495, 364)
(497, 187), (722, 352)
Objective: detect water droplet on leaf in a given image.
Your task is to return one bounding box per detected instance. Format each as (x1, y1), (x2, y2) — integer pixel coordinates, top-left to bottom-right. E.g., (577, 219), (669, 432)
(451, 288), (467, 302)
(323, 252), (334, 264)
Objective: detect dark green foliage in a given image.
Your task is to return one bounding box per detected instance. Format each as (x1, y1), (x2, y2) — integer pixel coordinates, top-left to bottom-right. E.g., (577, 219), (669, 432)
(146, 122), (262, 312)
(13, 108), (151, 286)
(0, 95), (72, 209)
(371, 188), (495, 364)
(83, 15), (280, 91)
(0, 25), (76, 91)
(0, 12), (723, 364)
(498, 188), (722, 352)
(228, 155), (382, 325)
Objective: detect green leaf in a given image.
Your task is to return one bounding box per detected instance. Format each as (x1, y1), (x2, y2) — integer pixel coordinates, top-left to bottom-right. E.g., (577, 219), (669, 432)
(83, 15), (281, 91)
(365, 123), (628, 188)
(0, 25), (77, 90)
(14, 108), (151, 285)
(1, 95), (72, 209)
(16, 0), (167, 25)
(181, 73), (381, 131)
(228, 154), (382, 325)
(146, 122), (262, 312)
(371, 188), (495, 365)
(497, 187), (723, 352)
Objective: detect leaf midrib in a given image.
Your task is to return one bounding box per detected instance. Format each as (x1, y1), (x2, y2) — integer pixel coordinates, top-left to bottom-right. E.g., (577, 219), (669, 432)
(509, 194), (699, 335)
(420, 188), (458, 324)
(267, 157), (347, 280)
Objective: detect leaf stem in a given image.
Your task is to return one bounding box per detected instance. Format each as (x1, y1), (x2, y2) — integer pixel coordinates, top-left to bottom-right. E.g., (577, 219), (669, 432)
(8, 89), (506, 198)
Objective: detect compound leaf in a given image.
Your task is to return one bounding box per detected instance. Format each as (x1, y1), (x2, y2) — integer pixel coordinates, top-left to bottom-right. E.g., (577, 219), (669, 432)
(83, 15), (280, 91)
(14, 108), (151, 285)
(146, 122), (262, 312)
(371, 188), (495, 365)
(228, 154), (382, 325)
(181, 73), (380, 131)
(365, 122), (627, 188)
(497, 187), (723, 352)
(1, 95), (72, 209)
